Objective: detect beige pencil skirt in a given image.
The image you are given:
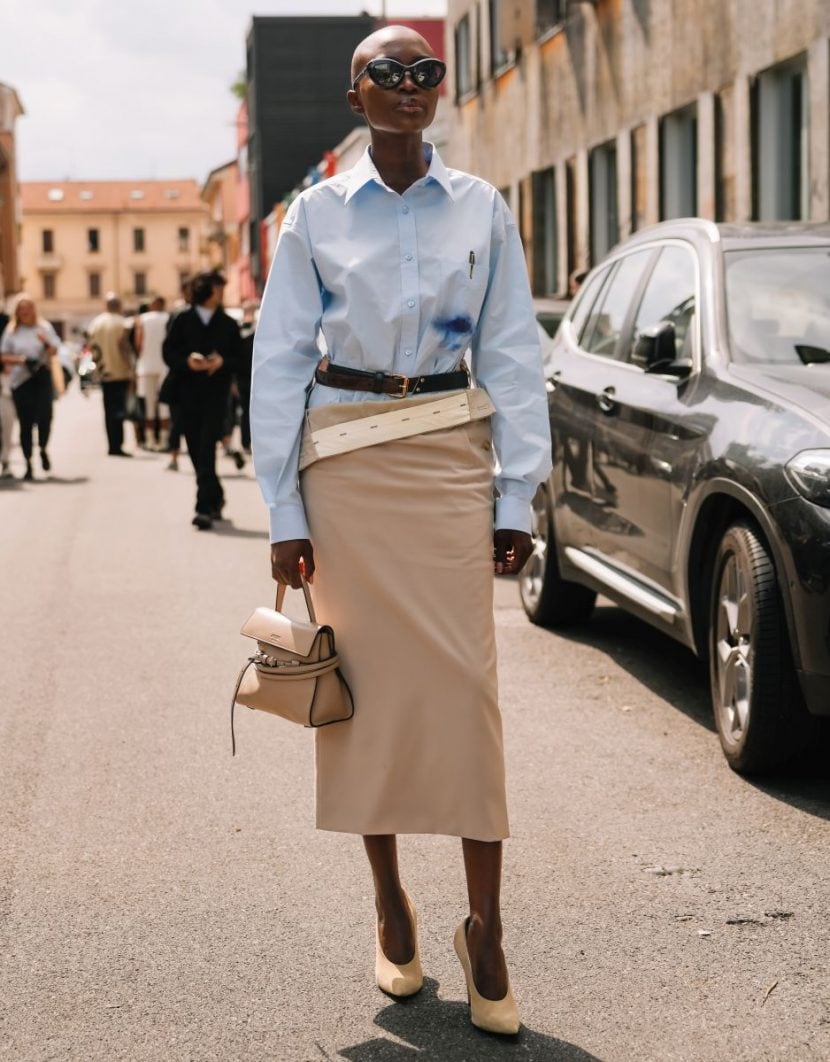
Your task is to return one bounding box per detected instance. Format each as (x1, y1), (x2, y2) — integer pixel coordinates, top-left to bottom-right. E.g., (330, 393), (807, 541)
(300, 415), (509, 842)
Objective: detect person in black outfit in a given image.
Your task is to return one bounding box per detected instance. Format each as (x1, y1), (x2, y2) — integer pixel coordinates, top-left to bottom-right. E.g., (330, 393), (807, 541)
(162, 271), (241, 530)
(237, 301), (256, 453)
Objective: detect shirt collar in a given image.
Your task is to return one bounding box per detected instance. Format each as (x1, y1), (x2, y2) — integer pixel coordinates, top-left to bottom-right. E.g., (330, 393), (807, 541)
(195, 304), (215, 325)
(344, 142), (454, 203)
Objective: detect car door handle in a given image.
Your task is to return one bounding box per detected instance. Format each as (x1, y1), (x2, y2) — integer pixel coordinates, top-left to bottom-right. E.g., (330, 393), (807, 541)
(545, 371), (562, 394)
(597, 386), (617, 414)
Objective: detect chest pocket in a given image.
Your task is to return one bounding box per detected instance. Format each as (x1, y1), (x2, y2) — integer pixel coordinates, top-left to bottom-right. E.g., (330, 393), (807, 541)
(433, 243), (490, 356)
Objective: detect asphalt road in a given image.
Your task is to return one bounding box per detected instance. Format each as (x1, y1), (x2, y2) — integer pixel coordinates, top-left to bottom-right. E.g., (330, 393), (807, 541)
(1, 389), (829, 1062)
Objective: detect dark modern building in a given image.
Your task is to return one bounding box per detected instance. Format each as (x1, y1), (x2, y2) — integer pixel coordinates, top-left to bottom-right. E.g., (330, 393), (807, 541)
(246, 14), (375, 288)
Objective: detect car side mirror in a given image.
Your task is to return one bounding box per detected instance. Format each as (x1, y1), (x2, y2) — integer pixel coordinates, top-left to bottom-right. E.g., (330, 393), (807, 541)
(636, 321), (692, 378)
(636, 321), (676, 367)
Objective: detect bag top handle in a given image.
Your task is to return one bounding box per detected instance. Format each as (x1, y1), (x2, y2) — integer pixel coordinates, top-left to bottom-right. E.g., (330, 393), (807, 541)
(275, 575), (317, 623)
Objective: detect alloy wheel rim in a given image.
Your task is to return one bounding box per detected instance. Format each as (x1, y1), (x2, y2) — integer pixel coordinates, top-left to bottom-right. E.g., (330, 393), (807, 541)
(714, 552), (753, 746)
(520, 491), (548, 610)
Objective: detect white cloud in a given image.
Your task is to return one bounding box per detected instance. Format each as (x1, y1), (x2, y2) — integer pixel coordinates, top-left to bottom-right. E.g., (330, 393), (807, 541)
(3, 0), (447, 181)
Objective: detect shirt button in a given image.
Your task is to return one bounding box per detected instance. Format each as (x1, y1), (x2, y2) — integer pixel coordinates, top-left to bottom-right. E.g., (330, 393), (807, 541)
(407, 299), (416, 308)
(405, 253), (413, 262)
(402, 205), (410, 214)
(405, 348), (413, 357)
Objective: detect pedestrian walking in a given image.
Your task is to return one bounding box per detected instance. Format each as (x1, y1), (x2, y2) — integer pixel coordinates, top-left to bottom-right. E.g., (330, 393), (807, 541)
(250, 26), (551, 1036)
(88, 295), (134, 457)
(134, 296), (170, 449)
(162, 270), (241, 530)
(0, 303), (14, 478)
(160, 277), (192, 472)
(0, 294), (61, 481)
(237, 301), (256, 454)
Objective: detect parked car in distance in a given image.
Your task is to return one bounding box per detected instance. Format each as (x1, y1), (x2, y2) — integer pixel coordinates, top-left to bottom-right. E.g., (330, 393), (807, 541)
(535, 297), (569, 339)
(521, 220), (830, 774)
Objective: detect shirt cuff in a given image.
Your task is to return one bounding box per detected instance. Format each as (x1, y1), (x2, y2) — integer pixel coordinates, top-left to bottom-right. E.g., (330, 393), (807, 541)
(494, 492), (533, 534)
(269, 502), (310, 543)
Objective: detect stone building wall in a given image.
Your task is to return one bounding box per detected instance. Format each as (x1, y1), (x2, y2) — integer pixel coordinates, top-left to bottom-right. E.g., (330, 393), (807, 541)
(445, 0), (830, 295)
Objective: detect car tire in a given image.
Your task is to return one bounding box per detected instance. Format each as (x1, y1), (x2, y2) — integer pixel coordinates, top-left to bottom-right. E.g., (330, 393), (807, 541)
(709, 521), (811, 774)
(520, 485), (596, 627)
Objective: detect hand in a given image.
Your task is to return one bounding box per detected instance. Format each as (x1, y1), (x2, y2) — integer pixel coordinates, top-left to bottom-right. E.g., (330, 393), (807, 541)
(206, 353), (224, 376)
(271, 539), (315, 589)
(493, 529), (533, 576)
(187, 353), (207, 372)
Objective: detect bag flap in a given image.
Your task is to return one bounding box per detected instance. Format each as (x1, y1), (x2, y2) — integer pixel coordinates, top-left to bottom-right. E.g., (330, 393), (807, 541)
(241, 606), (321, 658)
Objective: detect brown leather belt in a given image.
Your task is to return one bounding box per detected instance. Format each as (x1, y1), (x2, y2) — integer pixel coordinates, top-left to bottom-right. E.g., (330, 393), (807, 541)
(315, 357), (469, 399)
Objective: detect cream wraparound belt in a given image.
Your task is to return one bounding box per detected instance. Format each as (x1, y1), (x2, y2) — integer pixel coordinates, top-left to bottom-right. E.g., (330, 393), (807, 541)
(298, 388), (496, 472)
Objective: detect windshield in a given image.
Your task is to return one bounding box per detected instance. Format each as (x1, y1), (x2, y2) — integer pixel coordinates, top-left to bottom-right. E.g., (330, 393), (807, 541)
(725, 248), (830, 365)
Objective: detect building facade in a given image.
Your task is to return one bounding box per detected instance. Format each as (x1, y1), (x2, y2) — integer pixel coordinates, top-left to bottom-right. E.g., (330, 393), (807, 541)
(202, 160), (241, 306)
(19, 180), (208, 334)
(445, 0), (830, 297)
(0, 81), (24, 301)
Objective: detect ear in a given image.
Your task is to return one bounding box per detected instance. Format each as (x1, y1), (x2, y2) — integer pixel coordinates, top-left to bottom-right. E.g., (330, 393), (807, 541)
(347, 88), (364, 116)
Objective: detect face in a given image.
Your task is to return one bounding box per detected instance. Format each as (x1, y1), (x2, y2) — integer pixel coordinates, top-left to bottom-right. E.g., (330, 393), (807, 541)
(16, 300), (36, 326)
(348, 33), (440, 136)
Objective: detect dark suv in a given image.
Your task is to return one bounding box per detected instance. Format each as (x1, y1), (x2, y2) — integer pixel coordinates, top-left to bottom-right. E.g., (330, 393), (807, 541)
(521, 220), (830, 774)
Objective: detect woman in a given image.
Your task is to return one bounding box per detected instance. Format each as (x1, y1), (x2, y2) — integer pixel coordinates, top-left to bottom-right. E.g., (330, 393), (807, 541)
(0, 294), (60, 481)
(251, 26), (551, 1036)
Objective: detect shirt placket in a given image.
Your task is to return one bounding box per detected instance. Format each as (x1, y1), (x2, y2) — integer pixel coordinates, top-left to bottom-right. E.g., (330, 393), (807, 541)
(396, 197), (420, 371)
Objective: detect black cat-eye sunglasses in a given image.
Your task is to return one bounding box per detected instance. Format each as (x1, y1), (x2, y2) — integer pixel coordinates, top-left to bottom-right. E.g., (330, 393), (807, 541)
(352, 57), (447, 92)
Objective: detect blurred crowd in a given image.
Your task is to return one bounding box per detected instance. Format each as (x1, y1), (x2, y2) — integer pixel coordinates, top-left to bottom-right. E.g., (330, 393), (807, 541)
(0, 270), (258, 530)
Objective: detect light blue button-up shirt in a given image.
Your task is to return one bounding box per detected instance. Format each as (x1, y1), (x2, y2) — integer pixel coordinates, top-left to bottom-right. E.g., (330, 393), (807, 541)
(251, 143), (552, 543)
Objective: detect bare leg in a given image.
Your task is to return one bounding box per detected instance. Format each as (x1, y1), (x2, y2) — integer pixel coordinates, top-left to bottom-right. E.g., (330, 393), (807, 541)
(462, 838), (509, 1000)
(363, 835), (415, 965)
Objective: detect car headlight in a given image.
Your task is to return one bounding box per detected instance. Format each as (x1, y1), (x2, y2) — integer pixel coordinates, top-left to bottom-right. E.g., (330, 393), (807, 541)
(786, 450), (830, 507)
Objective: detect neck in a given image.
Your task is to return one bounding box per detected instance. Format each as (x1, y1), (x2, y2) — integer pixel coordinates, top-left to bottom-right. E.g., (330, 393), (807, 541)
(369, 132), (428, 195)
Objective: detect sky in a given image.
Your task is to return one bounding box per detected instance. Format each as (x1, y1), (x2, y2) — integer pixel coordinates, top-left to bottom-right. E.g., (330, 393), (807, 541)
(2, 0), (447, 184)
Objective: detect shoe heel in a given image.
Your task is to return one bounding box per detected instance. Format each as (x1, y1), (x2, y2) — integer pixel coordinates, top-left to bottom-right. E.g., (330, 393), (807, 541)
(453, 919), (520, 1036)
(375, 891), (423, 998)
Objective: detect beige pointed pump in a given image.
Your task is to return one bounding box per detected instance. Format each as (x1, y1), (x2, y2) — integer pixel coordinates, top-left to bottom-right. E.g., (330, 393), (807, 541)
(375, 891), (423, 998)
(454, 919), (521, 1036)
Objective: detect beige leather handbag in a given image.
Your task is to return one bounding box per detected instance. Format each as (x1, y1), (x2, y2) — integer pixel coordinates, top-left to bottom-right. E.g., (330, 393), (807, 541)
(230, 578), (354, 753)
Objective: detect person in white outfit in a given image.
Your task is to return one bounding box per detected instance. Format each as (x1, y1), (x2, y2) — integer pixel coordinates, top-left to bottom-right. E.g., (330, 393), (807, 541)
(134, 296), (170, 449)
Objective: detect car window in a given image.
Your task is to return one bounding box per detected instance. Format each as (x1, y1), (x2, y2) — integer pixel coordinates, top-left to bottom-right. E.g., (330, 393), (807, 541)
(568, 267), (611, 343)
(581, 250), (654, 359)
(629, 244), (697, 368)
(725, 248), (830, 365)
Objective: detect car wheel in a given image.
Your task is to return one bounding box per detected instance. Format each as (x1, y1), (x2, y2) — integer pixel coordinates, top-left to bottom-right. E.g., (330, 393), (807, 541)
(520, 485), (596, 627)
(709, 521), (810, 774)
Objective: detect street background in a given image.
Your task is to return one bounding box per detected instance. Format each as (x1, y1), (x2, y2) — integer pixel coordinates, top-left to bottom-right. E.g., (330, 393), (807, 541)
(1, 390), (828, 1062)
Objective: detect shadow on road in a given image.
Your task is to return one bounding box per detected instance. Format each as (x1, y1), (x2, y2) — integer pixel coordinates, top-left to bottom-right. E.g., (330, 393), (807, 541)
(556, 602), (713, 732)
(545, 603), (830, 818)
(1, 475), (91, 487)
(337, 979), (602, 1061)
(38, 475), (91, 486)
(747, 766), (830, 822)
(211, 523), (268, 540)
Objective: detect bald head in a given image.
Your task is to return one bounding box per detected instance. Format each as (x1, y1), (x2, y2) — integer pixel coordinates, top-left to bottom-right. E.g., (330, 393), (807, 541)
(351, 24), (435, 82)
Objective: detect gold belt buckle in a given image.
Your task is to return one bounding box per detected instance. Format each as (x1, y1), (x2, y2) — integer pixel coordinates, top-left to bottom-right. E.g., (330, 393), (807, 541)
(390, 374), (410, 398)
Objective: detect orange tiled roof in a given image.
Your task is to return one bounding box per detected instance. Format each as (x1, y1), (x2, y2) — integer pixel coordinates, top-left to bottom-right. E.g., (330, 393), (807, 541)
(21, 179), (207, 213)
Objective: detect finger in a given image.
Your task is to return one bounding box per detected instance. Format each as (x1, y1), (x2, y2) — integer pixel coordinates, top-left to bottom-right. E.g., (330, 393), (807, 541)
(301, 548), (316, 581)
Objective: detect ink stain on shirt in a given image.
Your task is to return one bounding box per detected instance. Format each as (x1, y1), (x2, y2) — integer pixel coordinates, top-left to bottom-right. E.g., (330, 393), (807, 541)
(433, 314), (474, 353)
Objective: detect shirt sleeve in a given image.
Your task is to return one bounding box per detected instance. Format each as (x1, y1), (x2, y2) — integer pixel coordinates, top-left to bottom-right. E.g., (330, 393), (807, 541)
(251, 196), (325, 543)
(162, 313), (184, 371)
(470, 193), (553, 533)
(43, 322), (61, 348)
